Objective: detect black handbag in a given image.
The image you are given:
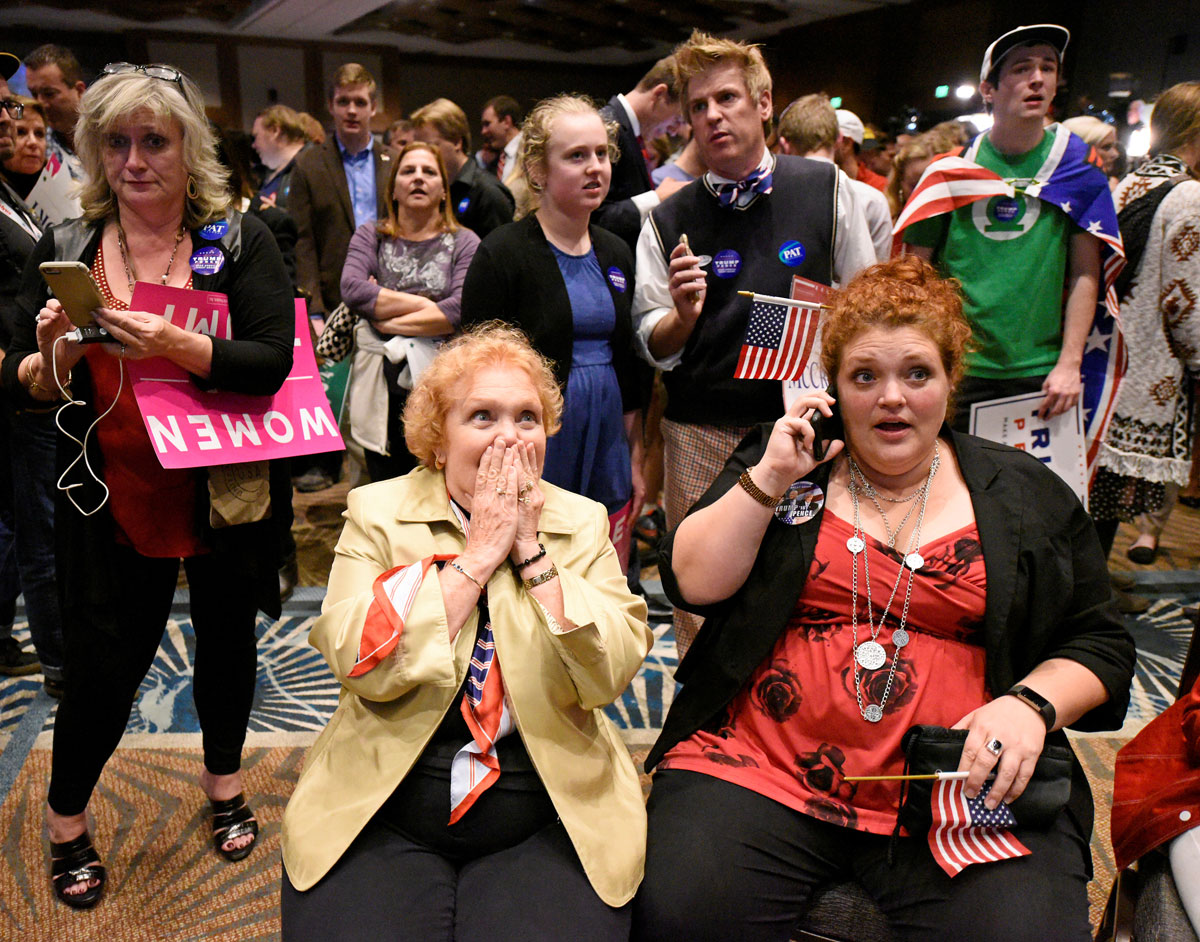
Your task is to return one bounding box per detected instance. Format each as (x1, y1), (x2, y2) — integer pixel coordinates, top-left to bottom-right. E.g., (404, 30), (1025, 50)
(896, 724), (1073, 835)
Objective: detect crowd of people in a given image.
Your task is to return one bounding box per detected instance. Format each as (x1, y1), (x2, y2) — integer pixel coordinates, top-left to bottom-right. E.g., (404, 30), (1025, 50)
(0, 19), (1196, 941)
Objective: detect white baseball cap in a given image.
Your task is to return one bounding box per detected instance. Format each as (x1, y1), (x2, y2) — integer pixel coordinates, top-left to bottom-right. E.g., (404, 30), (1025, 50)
(835, 109), (864, 146)
(980, 24), (1070, 86)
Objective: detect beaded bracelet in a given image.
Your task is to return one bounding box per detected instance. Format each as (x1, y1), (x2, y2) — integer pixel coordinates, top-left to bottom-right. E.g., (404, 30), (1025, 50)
(448, 560), (485, 591)
(522, 564), (558, 591)
(515, 543), (547, 571)
(738, 468), (783, 508)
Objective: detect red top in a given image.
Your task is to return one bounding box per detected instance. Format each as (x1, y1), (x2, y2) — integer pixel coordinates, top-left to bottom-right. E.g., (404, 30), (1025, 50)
(660, 511), (989, 834)
(87, 243), (205, 558)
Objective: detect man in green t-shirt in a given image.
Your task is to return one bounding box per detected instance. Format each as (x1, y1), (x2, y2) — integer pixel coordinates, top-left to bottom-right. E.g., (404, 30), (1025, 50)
(904, 24), (1102, 430)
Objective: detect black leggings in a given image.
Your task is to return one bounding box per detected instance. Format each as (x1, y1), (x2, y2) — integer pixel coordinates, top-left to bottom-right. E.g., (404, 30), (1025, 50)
(48, 544), (259, 815)
(281, 763), (632, 941)
(633, 770), (1093, 942)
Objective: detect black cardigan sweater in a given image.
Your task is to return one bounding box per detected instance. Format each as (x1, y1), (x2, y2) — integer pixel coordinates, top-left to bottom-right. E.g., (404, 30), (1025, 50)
(0, 212), (295, 625)
(648, 424), (1136, 861)
(459, 213), (641, 412)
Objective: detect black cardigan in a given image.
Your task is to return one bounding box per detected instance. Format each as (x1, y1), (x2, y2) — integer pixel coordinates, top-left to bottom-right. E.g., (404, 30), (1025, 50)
(459, 213), (641, 412)
(0, 212), (295, 624)
(648, 425), (1136, 857)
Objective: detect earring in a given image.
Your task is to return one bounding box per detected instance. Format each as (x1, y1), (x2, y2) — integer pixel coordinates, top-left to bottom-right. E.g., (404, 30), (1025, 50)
(186, 175), (200, 200)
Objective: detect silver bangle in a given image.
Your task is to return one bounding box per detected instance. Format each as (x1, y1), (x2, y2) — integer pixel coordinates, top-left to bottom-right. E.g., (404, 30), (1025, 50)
(448, 560), (485, 591)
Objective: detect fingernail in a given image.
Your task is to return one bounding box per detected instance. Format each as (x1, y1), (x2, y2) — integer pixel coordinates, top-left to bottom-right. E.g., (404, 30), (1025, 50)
(965, 789), (977, 799)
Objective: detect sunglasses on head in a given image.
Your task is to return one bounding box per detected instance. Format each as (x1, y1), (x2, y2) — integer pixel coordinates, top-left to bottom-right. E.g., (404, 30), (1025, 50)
(101, 62), (186, 89)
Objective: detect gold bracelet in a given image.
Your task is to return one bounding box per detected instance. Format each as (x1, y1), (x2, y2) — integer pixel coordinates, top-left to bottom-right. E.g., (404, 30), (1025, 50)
(27, 367), (72, 401)
(448, 560), (485, 591)
(738, 468), (782, 508)
(522, 563), (558, 590)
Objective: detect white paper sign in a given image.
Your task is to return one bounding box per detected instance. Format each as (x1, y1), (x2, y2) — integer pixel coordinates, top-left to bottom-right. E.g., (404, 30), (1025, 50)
(24, 153), (82, 227)
(969, 392), (1087, 508)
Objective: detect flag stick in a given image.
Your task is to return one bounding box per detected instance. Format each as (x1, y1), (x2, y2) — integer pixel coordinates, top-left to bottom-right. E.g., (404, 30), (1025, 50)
(845, 770), (970, 782)
(736, 290), (827, 311)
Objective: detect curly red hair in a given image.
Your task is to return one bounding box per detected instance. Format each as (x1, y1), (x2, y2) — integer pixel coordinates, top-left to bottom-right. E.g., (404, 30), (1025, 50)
(820, 255), (973, 410)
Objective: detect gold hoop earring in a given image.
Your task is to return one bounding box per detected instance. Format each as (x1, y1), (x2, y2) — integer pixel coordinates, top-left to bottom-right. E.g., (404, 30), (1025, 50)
(186, 175), (200, 200)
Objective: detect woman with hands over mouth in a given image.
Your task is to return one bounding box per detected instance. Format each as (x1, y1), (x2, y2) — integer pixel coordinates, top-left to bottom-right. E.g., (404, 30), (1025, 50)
(1, 63), (293, 909)
(461, 95), (645, 568)
(633, 256), (1134, 942)
(281, 324), (652, 941)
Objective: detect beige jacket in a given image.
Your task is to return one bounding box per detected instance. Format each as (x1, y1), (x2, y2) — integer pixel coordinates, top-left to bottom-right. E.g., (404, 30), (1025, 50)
(281, 467), (652, 905)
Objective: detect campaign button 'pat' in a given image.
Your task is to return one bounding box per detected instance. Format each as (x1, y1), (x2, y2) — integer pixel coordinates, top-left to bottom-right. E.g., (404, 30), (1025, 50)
(778, 239), (806, 266)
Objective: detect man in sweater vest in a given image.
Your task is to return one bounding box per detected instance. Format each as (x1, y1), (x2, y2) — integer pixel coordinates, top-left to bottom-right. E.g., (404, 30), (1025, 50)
(632, 29), (874, 655)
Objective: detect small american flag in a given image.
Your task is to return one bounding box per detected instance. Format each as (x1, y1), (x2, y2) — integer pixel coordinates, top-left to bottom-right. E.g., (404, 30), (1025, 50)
(928, 778), (1031, 877)
(735, 296), (821, 381)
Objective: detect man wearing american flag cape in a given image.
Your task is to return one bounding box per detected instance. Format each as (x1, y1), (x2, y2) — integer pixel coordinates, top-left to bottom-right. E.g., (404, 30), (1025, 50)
(899, 24), (1124, 464)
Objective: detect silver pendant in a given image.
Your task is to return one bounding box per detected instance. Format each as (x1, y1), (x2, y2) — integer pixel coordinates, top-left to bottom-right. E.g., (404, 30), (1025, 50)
(905, 552), (924, 571)
(864, 704), (884, 723)
(846, 536), (865, 554)
(855, 640), (887, 670)
(893, 628), (909, 648)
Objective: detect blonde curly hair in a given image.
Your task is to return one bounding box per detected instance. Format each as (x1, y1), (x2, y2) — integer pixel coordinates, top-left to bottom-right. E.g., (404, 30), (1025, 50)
(519, 94), (620, 195)
(403, 323), (563, 467)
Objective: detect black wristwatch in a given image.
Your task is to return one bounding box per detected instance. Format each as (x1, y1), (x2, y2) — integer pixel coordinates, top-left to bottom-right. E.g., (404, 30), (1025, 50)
(1006, 685), (1057, 731)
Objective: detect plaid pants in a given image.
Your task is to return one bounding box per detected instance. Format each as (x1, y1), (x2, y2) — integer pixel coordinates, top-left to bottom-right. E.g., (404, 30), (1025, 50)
(661, 419), (753, 657)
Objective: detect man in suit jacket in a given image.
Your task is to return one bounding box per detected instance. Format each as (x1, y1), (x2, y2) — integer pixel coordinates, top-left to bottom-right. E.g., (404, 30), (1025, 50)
(289, 63), (392, 320)
(594, 56), (689, 253)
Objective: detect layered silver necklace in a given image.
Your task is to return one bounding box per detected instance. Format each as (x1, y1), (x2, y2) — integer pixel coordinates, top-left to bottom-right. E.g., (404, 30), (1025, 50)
(845, 441), (940, 723)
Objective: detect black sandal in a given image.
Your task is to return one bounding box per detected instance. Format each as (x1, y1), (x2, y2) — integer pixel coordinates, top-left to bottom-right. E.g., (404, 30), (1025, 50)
(211, 793), (259, 862)
(50, 833), (106, 909)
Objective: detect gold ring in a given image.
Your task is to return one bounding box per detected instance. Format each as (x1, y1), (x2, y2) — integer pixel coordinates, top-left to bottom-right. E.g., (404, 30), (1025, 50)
(518, 495), (530, 504)
(496, 487), (508, 495)
(520, 481), (533, 495)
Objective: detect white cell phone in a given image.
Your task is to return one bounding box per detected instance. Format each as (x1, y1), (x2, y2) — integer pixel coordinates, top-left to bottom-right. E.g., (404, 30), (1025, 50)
(39, 261), (104, 328)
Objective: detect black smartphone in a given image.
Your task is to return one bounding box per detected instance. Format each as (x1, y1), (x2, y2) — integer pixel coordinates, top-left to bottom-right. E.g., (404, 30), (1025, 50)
(809, 384), (843, 461)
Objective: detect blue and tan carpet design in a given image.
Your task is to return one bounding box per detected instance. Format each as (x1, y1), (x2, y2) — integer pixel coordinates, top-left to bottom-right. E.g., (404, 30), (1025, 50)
(0, 575), (1190, 940)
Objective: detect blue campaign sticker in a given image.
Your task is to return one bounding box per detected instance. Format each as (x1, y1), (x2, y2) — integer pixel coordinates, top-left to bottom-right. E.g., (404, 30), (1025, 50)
(189, 246), (225, 275)
(712, 249), (742, 279)
(457, 196), (471, 214)
(607, 266), (627, 293)
(198, 219), (229, 240)
(778, 239), (806, 267)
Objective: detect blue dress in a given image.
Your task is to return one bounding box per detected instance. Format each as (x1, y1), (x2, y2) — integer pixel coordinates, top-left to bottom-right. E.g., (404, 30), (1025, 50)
(541, 244), (632, 515)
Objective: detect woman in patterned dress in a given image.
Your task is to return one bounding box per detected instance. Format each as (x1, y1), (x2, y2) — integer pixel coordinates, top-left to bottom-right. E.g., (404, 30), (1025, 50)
(633, 256), (1135, 942)
(1091, 82), (1200, 563)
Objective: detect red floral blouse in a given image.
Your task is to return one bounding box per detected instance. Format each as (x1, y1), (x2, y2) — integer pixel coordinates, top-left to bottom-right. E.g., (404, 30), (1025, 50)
(660, 511), (990, 835)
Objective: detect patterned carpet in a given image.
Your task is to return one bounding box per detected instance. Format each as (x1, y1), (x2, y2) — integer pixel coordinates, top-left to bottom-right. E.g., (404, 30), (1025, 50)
(0, 509), (1192, 938)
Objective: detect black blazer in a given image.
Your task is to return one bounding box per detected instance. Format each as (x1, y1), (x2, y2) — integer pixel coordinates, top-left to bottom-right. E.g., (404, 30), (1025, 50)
(289, 137), (391, 315)
(648, 425), (1136, 851)
(594, 96), (654, 253)
(459, 213), (641, 411)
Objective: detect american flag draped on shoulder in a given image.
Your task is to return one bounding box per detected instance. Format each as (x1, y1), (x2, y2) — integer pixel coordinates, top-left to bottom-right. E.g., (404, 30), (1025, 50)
(895, 124), (1126, 482)
(928, 778), (1031, 877)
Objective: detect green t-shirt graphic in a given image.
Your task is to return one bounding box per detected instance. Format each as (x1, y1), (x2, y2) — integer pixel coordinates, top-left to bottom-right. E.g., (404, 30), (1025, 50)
(904, 129), (1072, 379)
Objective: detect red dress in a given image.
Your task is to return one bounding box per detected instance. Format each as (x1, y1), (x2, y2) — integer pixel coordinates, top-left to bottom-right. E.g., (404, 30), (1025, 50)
(86, 243), (205, 558)
(660, 512), (989, 834)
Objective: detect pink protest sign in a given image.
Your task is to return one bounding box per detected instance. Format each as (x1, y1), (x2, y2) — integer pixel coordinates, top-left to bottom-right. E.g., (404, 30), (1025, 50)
(127, 284), (343, 469)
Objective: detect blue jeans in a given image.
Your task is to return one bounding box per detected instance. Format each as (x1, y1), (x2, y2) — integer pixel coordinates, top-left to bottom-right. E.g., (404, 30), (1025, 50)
(5, 405), (65, 680)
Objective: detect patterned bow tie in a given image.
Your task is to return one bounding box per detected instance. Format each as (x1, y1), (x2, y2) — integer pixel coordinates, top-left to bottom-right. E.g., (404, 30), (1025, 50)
(714, 166), (774, 208)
